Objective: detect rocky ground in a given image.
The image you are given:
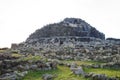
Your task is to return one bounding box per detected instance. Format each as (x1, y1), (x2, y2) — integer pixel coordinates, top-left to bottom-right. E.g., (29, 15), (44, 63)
(0, 48), (120, 80)
(0, 49), (57, 80)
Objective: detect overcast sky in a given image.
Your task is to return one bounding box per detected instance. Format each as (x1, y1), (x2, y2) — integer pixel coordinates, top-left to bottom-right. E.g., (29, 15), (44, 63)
(0, 0), (120, 47)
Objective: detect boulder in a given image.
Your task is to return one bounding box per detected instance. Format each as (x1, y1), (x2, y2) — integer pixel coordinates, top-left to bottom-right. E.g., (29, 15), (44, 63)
(0, 73), (18, 80)
(30, 64), (38, 70)
(70, 63), (77, 68)
(84, 72), (94, 78)
(42, 74), (54, 80)
(17, 65), (25, 71)
(24, 64), (30, 70)
(92, 74), (108, 80)
(14, 71), (28, 77)
(70, 66), (84, 75)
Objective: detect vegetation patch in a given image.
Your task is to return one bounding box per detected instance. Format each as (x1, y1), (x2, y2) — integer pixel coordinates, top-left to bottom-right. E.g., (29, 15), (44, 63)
(19, 55), (42, 62)
(22, 60), (120, 80)
(62, 60), (104, 65)
(22, 65), (89, 80)
(84, 67), (120, 78)
(11, 53), (23, 58)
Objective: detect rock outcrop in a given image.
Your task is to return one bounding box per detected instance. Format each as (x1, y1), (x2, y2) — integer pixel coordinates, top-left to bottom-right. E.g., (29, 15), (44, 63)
(106, 38), (120, 41)
(26, 18), (105, 43)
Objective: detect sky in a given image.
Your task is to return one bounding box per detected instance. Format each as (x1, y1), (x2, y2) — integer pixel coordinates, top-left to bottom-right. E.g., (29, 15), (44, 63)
(0, 0), (120, 48)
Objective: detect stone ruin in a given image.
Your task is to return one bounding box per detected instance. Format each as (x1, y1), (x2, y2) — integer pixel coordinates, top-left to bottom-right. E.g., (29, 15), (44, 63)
(8, 18), (120, 80)
(11, 18), (120, 65)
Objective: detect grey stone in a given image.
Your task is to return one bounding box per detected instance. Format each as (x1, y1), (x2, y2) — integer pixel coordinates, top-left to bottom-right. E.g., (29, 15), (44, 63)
(30, 64), (38, 70)
(0, 73), (18, 80)
(84, 72), (94, 78)
(17, 65), (25, 71)
(42, 74), (54, 80)
(14, 71), (28, 77)
(92, 74), (107, 80)
(24, 64), (30, 70)
(70, 63), (77, 68)
(70, 66), (84, 75)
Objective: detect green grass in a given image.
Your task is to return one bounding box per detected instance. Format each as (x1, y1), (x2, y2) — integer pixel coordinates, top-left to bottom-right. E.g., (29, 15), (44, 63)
(0, 50), (5, 53)
(54, 66), (88, 80)
(19, 55), (42, 62)
(64, 60), (120, 78)
(84, 68), (120, 78)
(11, 53), (23, 57)
(22, 65), (89, 80)
(22, 60), (120, 80)
(62, 60), (104, 66)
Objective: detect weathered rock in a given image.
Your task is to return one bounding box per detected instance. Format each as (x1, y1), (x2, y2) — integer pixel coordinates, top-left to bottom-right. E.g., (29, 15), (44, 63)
(70, 66), (84, 75)
(0, 54), (18, 60)
(92, 74), (107, 80)
(91, 64), (101, 68)
(49, 62), (57, 69)
(70, 63), (77, 68)
(84, 72), (94, 78)
(14, 71), (28, 77)
(17, 65), (25, 71)
(11, 44), (18, 49)
(107, 77), (119, 80)
(0, 71), (28, 80)
(42, 74), (54, 80)
(24, 64), (30, 70)
(30, 64), (38, 70)
(84, 72), (119, 80)
(0, 73), (18, 80)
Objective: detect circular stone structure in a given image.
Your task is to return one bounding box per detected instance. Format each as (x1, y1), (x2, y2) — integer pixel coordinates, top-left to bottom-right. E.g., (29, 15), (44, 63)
(26, 18), (105, 42)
